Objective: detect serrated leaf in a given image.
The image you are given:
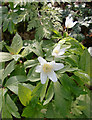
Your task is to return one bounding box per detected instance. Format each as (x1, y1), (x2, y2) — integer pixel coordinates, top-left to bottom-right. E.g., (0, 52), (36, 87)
(18, 84), (32, 106)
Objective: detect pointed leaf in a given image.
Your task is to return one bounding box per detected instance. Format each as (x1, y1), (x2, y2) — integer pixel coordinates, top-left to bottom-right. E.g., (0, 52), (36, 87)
(11, 33), (23, 54)
(0, 52), (13, 62)
(18, 84), (32, 106)
(43, 82), (54, 105)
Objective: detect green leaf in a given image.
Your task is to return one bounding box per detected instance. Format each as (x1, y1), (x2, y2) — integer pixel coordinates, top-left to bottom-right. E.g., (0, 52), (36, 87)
(35, 25), (44, 40)
(74, 71), (90, 83)
(5, 75), (27, 94)
(0, 89), (3, 111)
(2, 60), (15, 80)
(11, 64), (26, 76)
(27, 67), (40, 82)
(22, 98), (44, 118)
(6, 94), (20, 118)
(1, 89), (12, 119)
(3, 19), (9, 32)
(24, 59), (38, 69)
(40, 79), (49, 102)
(54, 81), (71, 117)
(79, 49), (90, 75)
(21, 46), (32, 57)
(12, 54), (22, 61)
(27, 19), (37, 31)
(18, 84), (32, 106)
(8, 20), (14, 34)
(43, 82), (54, 105)
(31, 41), (43, 57)
(5, 45), (15, 54)
(32, 82), (42, 97)
(0, 52), (13, 62)
(2, 98), (12, 119)
(11, 33), (23, 54)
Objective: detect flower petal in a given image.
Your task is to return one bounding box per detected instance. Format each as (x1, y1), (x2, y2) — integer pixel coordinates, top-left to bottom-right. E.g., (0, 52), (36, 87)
(50, 61), (64, 71)
(35, 65), (42, 73)
(40, 72), (47, 84)
(53, 44), (61, 51)
(48, 71), (57, 82)
(58, 48), (66, 56)
(38, 56), (47, 65)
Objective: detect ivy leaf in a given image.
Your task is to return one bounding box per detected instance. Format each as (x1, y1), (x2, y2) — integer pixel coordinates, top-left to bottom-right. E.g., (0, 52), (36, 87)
(18, 84), (32, 106)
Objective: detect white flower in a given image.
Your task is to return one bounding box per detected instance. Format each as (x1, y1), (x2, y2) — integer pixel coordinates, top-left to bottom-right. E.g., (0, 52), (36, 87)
(88, 47), (92, 56)
(52, 44), (66, 58)
(65, 15), (77, 28)
(35, 57), (64, 84)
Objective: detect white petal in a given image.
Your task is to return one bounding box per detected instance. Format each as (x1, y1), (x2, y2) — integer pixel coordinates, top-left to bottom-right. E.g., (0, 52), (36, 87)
(73, 21), (77, 26)
(40, 72), (47, 84)
(53, 44), (61, 51)
(38, 56), (47, 65)
(58, 48), (66, 56)
(48, 71), (57, 82)
(35, 65), (42, 73)
(50, 61), (64, 71)
(52, 52), (58, 57)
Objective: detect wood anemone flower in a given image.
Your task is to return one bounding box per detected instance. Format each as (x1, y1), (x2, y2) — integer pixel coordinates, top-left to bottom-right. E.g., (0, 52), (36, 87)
(35, 56), (64, 84)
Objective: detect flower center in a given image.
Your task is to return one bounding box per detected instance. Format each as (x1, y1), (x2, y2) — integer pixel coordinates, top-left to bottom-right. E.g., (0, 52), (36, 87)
(42, 64), (52, 73)
(54, 50), (59, 54)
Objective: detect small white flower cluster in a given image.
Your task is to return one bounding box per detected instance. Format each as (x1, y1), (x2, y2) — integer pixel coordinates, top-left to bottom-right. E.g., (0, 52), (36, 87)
(36, 44), (66, 84)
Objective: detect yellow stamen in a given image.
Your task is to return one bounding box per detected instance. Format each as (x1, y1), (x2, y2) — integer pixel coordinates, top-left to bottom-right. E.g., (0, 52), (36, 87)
(54, 50), (59, 54)
(42, 64), (52, 73)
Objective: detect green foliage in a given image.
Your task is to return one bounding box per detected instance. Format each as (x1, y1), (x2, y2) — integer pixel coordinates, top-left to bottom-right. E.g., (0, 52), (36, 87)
(0, 2), (91, 119)
(18, 84), (32, 106)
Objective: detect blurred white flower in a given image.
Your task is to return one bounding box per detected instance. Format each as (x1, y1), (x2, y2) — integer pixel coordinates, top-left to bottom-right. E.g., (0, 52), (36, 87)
(35, 57), (64, 84)
(88, 47), (92, 56)
(65, 15), (77, 28)
(82, 3), (86, 8)
(52, 44), (66, 58)
(47, 3), (52, 8)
